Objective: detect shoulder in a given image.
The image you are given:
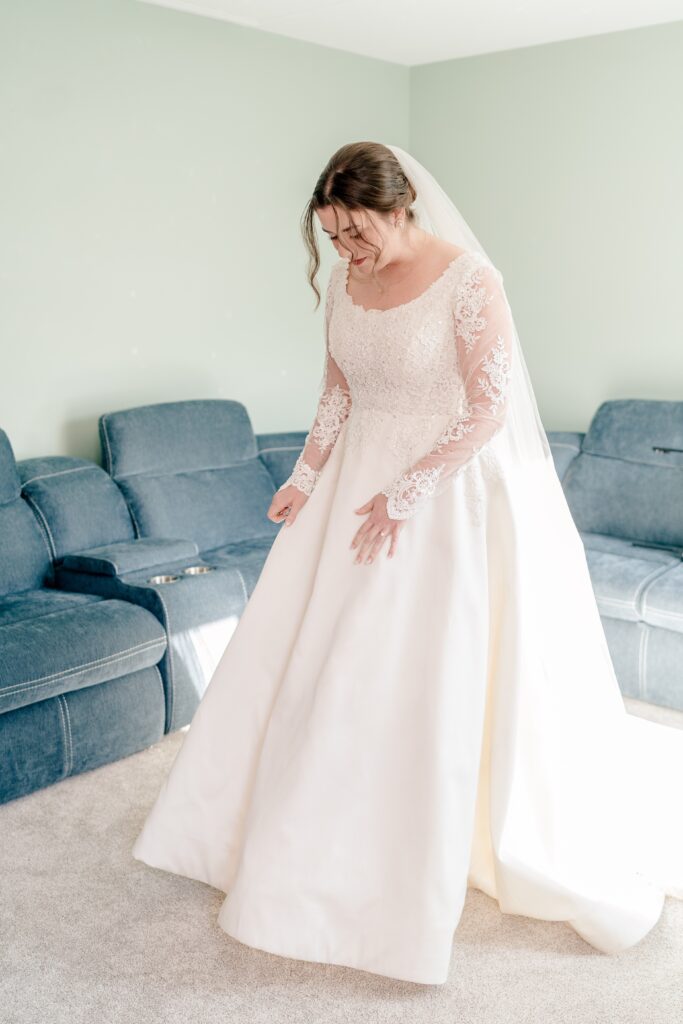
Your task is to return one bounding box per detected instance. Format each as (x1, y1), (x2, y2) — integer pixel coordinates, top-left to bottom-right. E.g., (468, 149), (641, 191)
(449, 251), (507, 335)
(324, 258), (348, 318)
(452, 249), (503, 295)
(325, 258), (349, 296)
(329, 257), (348, 284)
(326, 258), (349, 298)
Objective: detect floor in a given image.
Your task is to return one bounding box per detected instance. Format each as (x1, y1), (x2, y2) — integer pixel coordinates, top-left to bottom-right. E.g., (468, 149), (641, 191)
(1, 696), (681, 1024)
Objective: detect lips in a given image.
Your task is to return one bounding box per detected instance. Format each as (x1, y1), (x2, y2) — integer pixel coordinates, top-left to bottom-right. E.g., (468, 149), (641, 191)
(352, 257), (367, 266)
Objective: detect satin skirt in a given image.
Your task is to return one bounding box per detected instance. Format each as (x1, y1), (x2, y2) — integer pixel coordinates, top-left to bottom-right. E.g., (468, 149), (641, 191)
(132, 416), (683, 985)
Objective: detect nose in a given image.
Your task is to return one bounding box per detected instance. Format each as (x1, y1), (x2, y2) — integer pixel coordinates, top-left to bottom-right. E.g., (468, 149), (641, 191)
(334, 242), (354, 260)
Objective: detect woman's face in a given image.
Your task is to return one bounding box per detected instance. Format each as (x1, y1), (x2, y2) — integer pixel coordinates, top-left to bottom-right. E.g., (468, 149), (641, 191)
(316, 205), (394, 271)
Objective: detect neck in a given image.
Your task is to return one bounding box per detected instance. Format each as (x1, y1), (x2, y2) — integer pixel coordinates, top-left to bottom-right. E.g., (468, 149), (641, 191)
(380, 227), (430, 276)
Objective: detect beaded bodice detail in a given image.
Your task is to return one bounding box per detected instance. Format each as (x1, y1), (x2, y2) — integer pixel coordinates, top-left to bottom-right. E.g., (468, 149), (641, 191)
(281, 249), (514, 520)
(330, 254), (475, 462)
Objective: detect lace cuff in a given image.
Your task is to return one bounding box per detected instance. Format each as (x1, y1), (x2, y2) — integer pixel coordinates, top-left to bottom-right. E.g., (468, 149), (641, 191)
(281, 383), (352, 495)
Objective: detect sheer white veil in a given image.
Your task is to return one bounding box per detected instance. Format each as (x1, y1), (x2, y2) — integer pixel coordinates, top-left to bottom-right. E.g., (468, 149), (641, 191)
(385, 142), (553, 474)
(384, 142), (683, 918)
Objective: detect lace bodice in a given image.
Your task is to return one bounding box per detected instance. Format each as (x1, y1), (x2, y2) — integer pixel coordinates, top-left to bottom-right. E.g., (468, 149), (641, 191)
(281, 250), (514, 519)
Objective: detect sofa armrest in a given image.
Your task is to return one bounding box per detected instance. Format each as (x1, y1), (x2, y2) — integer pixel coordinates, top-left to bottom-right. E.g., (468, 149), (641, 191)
(57, 538), (199, 577)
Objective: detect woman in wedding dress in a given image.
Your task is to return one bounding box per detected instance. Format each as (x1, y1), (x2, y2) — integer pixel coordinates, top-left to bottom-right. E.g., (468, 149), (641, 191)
(132, 141), (683, 986)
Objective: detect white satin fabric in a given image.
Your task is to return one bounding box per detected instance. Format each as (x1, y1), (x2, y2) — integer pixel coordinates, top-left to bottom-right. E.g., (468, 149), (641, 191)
(133, 257), (683, 985)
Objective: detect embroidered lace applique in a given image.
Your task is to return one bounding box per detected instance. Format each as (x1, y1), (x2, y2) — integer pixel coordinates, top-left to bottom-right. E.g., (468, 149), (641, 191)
(280, 270), (352, 496)
(376, 259), (514, 520)
(285, 456), (320, 497)
(283, 384), (352, 495)
(283, 252), (514, 523)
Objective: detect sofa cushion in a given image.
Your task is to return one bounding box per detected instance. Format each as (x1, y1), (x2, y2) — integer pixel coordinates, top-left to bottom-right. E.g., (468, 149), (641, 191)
(197, 536), (275, 570)
(18, 456), (135, 559)
(114, 463), (279, 551)
(202, 536), (277, 594)
(546, 431), (584, 481)
(0, 594), (167, 714)
(640, 564), (683, 635)
(0, 432), (50, 597)
(579, 531), (680, 623)
(0, 588), (101, 627)
(562, 399), (683, 546)
(99, 399), (281, 550)
(100, 399), (258, 477)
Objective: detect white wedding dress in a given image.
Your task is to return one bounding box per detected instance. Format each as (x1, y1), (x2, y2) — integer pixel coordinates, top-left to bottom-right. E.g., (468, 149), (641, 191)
(132, 251), (683, 985)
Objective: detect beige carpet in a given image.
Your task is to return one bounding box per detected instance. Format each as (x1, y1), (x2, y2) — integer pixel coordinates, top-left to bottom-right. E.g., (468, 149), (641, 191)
(2, 696), (682, 1024)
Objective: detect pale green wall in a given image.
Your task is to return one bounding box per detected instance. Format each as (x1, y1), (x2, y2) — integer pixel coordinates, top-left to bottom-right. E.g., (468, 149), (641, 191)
(1, 4), (681, 461)
(410, 20), (683, 430)
(0, 0), (409, 460)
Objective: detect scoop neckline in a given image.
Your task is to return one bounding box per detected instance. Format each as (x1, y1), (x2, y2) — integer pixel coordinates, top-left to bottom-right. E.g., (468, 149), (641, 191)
(341, 249), (476, 315)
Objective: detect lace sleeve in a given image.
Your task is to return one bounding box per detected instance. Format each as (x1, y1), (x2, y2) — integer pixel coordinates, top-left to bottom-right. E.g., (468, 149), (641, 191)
(380, 261), (513, 520)
(280, 265), (352, 496)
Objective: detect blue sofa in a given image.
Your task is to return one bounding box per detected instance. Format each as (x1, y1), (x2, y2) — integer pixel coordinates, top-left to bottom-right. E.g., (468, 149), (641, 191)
(0, 402), (301, 805)
(0, 431), (168, 804)
(1, 396), (681, 806)
(546, 399), (683, 711)
(51, 400), (297, 733)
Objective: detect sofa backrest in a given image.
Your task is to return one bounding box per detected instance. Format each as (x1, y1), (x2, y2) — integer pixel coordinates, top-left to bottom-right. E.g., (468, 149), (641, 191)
(0, 431), (51, 596)
(99, 399), (279, 551)
(562, 399), (683, 545)
(18, 456), (136, 559)
(546, 431), (585, 481)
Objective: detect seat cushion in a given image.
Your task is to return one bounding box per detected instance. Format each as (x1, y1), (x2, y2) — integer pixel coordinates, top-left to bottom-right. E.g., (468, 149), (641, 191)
(202, 536), (275, 569)
(640, 563), (683, 635)
(579, 531), (680, 623)
(202, 536), (275, 593)
(0, 591), (167, 714)
(0, 588), (102, 627)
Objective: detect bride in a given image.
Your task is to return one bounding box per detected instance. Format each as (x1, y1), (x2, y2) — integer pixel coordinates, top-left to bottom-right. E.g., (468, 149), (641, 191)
(132, 141), (683, 986)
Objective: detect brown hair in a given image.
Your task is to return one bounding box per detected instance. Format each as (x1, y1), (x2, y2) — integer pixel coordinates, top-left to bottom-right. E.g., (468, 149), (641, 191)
(301, 141), (417, 308)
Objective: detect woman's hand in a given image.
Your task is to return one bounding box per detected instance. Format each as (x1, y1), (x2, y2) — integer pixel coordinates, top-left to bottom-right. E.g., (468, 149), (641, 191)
(351, 493), (404, 563)
(267, 484), (308, 527)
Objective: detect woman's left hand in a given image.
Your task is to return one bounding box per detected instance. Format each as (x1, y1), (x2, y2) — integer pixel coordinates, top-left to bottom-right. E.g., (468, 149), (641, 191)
(351, 493), (404, 563)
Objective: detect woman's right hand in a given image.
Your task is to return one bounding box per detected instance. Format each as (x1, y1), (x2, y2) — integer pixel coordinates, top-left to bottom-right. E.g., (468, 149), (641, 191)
(267, 484), (309, 527)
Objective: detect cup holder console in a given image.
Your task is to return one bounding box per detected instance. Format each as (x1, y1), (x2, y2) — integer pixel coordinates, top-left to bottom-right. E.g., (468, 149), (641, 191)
(147, 565), (216, 585)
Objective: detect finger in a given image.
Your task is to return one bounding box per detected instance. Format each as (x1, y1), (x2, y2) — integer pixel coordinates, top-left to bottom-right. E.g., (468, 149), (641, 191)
(350, 519), (373, 549)
(269, 497), (292, 523)
(354, 524), (384, 563)
(362, 528), (390, 565)
(354, 499), (373, 514)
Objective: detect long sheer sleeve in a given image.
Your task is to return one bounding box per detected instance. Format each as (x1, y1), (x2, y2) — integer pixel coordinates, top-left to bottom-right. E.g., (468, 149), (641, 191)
(280, 268), (352, 497)
(380, 261), (514, 520)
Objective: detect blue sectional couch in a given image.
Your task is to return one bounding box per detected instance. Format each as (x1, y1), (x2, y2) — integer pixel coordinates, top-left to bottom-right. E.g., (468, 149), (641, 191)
(0, 432), (168, 803)
(547, 399), (683, 711)
(1, 395), (681, 806)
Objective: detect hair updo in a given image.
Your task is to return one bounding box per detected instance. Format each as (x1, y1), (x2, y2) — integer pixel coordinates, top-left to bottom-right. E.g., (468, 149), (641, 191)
(301, 142), (417, 307)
